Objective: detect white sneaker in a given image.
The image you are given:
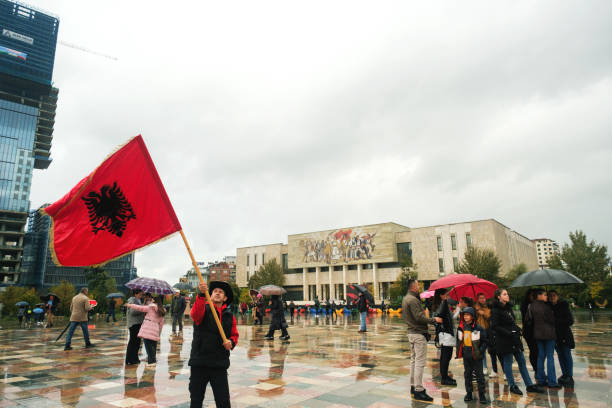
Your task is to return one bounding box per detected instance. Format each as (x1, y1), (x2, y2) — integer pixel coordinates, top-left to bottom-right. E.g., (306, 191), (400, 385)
(483, 368), (488, 375)
(489, 371), (497, 378)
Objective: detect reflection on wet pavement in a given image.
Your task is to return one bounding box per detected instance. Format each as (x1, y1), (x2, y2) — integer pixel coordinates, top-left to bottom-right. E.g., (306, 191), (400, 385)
(1, 311), (611, 407)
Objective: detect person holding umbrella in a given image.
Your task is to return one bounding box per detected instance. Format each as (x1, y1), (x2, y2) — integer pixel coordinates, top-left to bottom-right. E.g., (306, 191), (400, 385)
(64, 288), (94, 351)
(125, 289), (145, 365)
(357, 292), (369, 333)
(548, 290), (575, 386)
(107, 297), (118, 323)
(433, 288), (457, 385)
(264, 295), (290, 340)
(529, 288), (561, 388)
(189, 280), (239, 408)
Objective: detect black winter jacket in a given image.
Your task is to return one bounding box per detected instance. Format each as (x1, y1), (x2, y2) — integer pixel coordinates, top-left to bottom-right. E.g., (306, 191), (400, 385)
(269, 298), (287, 331)
(357, 296), (368, 312)
(530, 300), (556, 340)
(434, 299), (455, 335)
(189, 304), (235, 369)
(489, 300), (523, 355)
(551, 300), (575, 349)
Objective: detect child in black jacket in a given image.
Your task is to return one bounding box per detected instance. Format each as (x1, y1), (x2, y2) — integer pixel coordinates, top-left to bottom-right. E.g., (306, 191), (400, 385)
(456, 307), (488, 403)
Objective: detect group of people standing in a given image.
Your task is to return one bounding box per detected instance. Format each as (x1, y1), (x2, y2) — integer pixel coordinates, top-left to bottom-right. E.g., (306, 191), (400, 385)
(403, 279), (576, 403)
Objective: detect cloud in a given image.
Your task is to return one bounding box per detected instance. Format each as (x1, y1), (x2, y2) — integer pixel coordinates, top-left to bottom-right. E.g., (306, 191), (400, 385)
(26, 0), (612, 283)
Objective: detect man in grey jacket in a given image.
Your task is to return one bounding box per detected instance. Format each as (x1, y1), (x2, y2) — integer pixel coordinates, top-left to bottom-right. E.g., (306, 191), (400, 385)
(402, 279), (442, 402)
(125, 289), (145, 365)
(171, 291), (187, 334)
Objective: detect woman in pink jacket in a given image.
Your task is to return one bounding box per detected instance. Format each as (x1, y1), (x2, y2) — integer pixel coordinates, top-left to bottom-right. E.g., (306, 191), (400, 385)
(125, 295), (165, 365)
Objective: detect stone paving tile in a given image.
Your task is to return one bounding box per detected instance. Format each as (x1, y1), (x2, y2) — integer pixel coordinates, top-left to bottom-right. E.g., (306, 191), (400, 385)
(1, 311), (612, 407)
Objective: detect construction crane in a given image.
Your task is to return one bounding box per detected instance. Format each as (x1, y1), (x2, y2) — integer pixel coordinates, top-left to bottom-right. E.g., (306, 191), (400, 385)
(59, 40), (118, 61)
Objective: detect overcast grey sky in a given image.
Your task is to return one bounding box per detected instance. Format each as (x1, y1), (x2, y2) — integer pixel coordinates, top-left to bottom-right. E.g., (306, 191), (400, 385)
(26, 1), (612, 283)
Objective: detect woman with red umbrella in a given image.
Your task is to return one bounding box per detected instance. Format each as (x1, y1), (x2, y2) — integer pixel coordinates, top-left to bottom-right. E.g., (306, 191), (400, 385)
(432, 288), (457, 386)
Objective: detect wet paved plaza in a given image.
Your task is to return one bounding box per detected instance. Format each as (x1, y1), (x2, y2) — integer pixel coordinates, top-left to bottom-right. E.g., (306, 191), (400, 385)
(1, 311), (611, 407)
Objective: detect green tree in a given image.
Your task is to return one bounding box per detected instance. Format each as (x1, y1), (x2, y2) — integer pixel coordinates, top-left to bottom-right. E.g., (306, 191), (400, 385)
(389, 266), (418, 307)
(504, 263), (528, 298)
(49, 281), (76, 317)
(239, 288), (252, 304)
(457, 247), (501, 282)
(556, 231), (610, 282)
(247, 258), (286, 289)
(0, 286), (39, 317)
(86, 267), (117, 313)
(228, 281), (241, 305)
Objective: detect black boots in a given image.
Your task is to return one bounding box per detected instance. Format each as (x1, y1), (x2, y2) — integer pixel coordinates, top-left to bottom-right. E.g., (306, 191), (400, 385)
(510, 385), (523, 395)
(478, 391), (488, 403)
(413, 389), (434, 402)
(441, 377), (457, 386)
(526, 384), (545, 393)
(464, 392), (473, 402)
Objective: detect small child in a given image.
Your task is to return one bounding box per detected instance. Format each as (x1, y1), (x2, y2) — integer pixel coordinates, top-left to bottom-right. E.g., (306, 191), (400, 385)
(456, 307), (488, 403)
(125, 295), (165, 365)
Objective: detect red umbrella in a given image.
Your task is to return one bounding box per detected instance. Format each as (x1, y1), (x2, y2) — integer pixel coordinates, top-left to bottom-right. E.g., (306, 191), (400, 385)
(448, 279), (497, 301)
(428, 273), (479, 291)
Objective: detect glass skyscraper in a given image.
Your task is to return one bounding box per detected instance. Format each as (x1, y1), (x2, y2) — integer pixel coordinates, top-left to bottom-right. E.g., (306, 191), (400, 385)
(0, 0), (59, 285)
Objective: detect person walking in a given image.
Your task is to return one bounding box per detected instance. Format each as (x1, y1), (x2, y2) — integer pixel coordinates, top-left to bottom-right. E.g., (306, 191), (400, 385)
(289, 301), (296, 322)
(475, 293), (498, 377)
(189, 281), (239, 408)
(64, 288), (94, 350)
(331, 300), (337, 319)
(45, 295), (57, 328)
(106, 298), (117, 323)
(125, 289), (145, 365)
(529, 289), (561, 388)
(240, 301), (248, 317)
(433, 288), (457, 385)
(357, 292), (369, 333)
(17, 306), (25, 328)
(402, 279), (443, 402)
(255, 295), (264, 325)
(265, 295), (290, 340)
(125, 295), (165, 365)
(490, 288), (544, 396)
(548, 290), (575, 386)
(456, 307), (488, 403)
(171, 291), (187, 335)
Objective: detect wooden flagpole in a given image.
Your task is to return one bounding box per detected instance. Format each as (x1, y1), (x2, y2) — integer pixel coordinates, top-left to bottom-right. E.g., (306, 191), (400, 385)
(180, 230), (228, 343)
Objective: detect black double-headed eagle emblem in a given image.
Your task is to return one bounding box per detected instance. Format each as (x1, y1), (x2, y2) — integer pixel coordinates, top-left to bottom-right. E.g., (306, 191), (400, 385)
(82, 182), (136, 237)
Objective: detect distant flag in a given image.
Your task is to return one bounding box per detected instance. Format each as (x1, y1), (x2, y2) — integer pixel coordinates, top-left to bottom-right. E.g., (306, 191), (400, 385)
(42, 135), (181, 266)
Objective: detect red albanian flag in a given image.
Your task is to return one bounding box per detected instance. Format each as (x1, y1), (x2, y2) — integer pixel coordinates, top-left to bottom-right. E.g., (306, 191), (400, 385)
(42, 135), (182, 266)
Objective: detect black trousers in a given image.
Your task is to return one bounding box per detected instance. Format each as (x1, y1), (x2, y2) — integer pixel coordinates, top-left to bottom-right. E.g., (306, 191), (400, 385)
(462, 347), (486, 394)
(488, 346), (499, 373)
(440, 345), (453, 379)
(266, 327), (288, 337)
(143, 339), (157, 363)
(126, 324), (142, 364)
(525, 337), (539, 374)
(189, 366), (230, 408)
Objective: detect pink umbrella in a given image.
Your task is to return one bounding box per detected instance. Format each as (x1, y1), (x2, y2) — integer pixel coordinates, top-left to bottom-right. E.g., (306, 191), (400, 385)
(428, 273), (479, 291)
(420, 290), (435, 300)
(448, 279), (497, 301)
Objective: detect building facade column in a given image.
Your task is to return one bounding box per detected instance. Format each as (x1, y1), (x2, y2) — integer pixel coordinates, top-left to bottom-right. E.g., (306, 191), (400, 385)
(372, 262), (378, 303)
(302, 267), (308, 301)
(342, 264), (347, 301)
(357, 263), (362, 284)
(315, 266), (321, 301)
(329, 266), (333, 300)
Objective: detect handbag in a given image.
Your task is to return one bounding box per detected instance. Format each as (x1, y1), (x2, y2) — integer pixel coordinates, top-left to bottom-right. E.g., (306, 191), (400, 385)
(439, 331), (456, 347)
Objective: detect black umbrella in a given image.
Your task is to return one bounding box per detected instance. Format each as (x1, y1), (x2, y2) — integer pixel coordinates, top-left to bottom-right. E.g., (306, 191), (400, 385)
(509, 268), (584, 288)
(15, 301), (29, 307)
(40, 293), (60, 304)
(346, 284), (374, 304)
(106, 292), (125, 298)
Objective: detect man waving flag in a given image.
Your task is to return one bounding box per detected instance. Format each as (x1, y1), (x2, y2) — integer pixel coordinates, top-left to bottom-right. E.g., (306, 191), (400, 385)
(43, 135), (181, 267)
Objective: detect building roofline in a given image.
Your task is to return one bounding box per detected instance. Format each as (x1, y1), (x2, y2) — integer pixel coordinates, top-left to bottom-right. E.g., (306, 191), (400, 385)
(533, 238), (556, 242)
(236, 243), (285, 250)
(287, 221), (409, 238)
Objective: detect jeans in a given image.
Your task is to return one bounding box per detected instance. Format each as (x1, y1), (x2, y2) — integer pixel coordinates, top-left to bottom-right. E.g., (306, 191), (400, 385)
(172, 313), (183, 332)
(65, 321), (90, 346)
(189, 366), (230, 408)
(106, 309), (116, 322)
(556, 345), (573, 377)
(501, 351), (534, 387)
(360, 311), (367, 331)
(408, 333), (428, 392)
(537, 339), (557, 385)
(143, 339), (157, 364)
